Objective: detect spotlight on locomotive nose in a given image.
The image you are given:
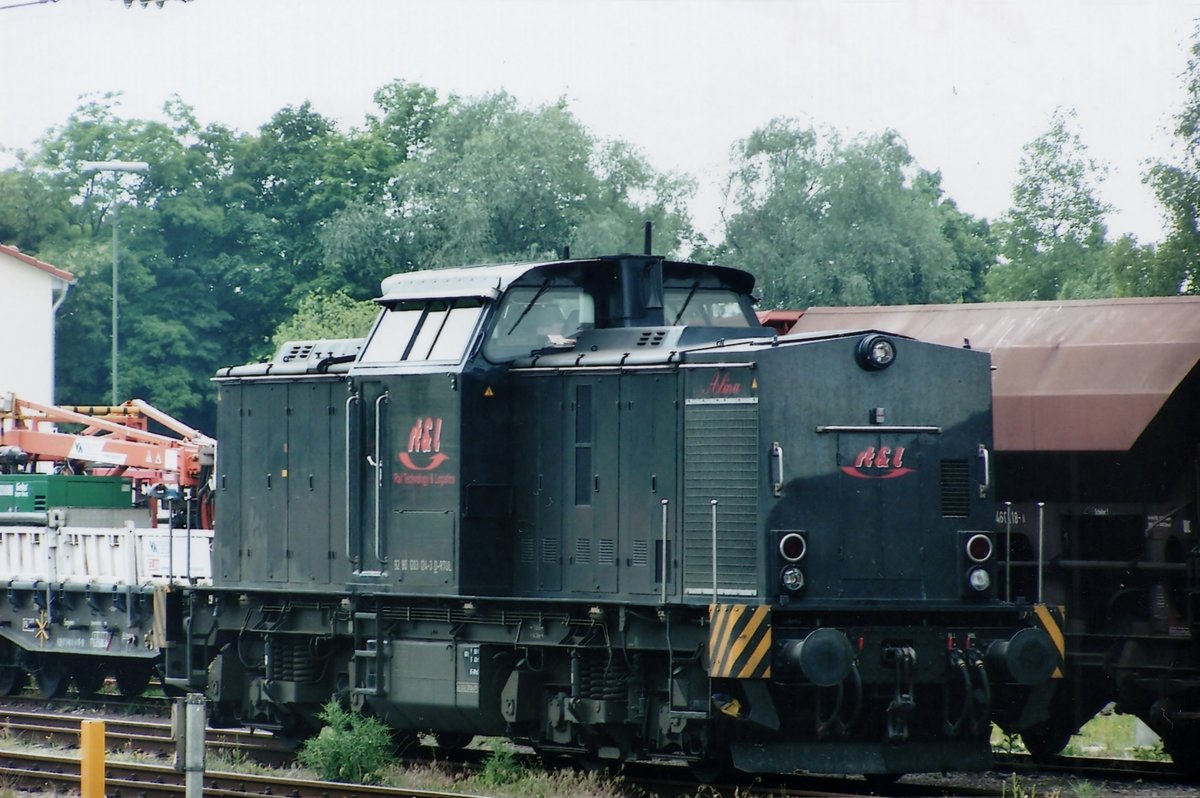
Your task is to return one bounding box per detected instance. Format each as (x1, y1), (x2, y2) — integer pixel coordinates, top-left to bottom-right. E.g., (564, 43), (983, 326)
(781, 628), (855, 687)
(779, 564), (805, 592)
(985, 627), (1059, 685)
(856, 334), (897, 371)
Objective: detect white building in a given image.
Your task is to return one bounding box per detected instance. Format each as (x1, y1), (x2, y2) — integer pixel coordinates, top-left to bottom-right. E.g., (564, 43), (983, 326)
(0, 244), (74, 404)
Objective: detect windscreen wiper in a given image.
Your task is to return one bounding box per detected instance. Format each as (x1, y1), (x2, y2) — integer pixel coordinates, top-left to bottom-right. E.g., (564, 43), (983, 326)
(507, 279), (552, 335)
(671, 281), (701, 325)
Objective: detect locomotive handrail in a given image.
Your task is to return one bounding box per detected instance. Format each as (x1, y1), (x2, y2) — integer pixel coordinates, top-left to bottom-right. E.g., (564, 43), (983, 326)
(711, 499), (719, 602)
(978, 444), (991, 498)
(660, 499), (669, 604)
(678, 362), (756, 369)
(815, 425), (942, 434)
(771, 442), (785, 498)
(344, 392), (361, 562)
(373, 392), (390, 567)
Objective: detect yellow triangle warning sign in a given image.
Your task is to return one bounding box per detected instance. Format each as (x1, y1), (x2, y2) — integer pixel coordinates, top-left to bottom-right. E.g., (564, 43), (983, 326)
(484, 386), (495, 397)
(751, 378), (758, 391)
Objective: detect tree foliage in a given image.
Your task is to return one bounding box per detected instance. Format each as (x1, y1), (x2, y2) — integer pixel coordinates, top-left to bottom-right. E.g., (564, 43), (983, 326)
(1147, 24), (1200, 295)
(2, 83), (698, 430)
(986, 107), (1116, 301)
(717, 118), (988, 308)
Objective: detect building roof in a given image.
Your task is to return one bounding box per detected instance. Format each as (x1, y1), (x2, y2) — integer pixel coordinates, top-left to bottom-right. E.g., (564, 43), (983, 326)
(0, 244), (74, 283)
(789, 297), (1200, 453)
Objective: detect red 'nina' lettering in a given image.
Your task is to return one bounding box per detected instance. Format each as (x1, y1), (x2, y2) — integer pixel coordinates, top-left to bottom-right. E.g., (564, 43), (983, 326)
(707, 373), (742, 396)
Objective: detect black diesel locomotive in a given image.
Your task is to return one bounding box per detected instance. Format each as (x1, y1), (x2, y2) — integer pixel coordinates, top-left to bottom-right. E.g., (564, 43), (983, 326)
(171, 253), (1060, 777)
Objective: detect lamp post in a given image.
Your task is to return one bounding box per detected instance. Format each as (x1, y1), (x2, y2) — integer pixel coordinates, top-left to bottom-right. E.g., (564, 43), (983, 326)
(80, 160), (149, 405)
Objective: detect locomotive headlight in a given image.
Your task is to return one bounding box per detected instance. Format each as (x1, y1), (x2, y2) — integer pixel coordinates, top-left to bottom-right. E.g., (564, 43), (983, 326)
(966, 533), (993, 563)
(778, 533), (807, 562)
(856, 334), (897, 371)
(780, 565), (805, 592)
(967, 566), (991, 592)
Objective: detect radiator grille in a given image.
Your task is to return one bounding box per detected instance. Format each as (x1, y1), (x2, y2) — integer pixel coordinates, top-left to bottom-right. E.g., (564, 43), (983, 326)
(940, 459), (970, 518)
(683, 399), (759, 597)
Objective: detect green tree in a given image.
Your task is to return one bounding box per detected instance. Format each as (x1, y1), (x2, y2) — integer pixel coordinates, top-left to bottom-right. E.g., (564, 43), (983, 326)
(1146, 25), (1200, 295)
(271, 289), (379, 350)
(388, 91), (695, 268)
(718, 119), (977, 308)
(986, 107), (1115, 300)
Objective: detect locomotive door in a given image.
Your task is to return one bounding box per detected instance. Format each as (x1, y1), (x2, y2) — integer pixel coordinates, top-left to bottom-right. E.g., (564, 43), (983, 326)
(835, 432), (924, 597)
(348, 378), (392, 576)
(564, 375), (620, 595)
(618, 373), (678, 596)
(513, 375), (563, 593)
(242, 382), (288, 583)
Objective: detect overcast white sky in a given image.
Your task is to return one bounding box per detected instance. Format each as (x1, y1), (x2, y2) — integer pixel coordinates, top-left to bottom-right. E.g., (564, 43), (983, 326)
(2, 0), (1197, 244)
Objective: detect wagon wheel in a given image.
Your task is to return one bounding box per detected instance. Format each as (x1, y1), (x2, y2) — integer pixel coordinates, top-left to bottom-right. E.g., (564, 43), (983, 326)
(1020, 718), (1074, 761)
(1163, 726), (1200, 777)
(71, 660), (108, 699)
(114, 662), (153, 697)
(33, 659), (69, 699)
(0, 666), (27, 696)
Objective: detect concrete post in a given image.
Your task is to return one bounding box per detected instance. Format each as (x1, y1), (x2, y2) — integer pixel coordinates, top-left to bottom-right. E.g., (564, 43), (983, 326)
(185, 692), (206, 798)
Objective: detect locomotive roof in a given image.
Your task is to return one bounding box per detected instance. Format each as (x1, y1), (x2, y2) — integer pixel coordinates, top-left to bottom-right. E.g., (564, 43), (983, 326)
(377, 256), (756, 302)
(788, 296), (1200, 452)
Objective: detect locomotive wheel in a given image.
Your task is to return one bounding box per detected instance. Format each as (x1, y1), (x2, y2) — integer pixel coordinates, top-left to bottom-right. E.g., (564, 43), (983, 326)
(114, 663), (152, 697)
(0, 666), (26, 696)
(33, 661), (68, 699)
(71, 661), (107, 699)
(432, 732), (474, 751)
(687, 756), (729, 784)
(863, 773), (902, 794)
(389, 729), (422, 757)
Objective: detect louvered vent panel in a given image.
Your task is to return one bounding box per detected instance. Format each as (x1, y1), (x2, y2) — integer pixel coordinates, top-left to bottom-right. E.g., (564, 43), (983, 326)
(575, 538), (592, 565)
(542, 537), (559, 564)
(518, 537), (535, 563)
(940, 459), (970, 518)
(683, 399), (759, 597)
(632, 540), (649, 567)
(598, 539), (615, 565)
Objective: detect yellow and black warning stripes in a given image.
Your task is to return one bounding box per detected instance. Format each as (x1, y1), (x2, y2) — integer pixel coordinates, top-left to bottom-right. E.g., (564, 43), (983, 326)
(1029, 603), (1066, 679)
(708, 604), (772, 679)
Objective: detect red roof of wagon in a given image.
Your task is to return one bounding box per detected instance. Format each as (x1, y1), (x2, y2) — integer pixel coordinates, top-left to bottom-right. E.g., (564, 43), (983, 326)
(788, 297), (1200, 453)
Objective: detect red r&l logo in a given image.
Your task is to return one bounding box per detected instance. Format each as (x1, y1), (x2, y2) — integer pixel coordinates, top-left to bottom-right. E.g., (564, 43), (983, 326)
(398, 416), (449, 471)
(840, 445), (914, 479)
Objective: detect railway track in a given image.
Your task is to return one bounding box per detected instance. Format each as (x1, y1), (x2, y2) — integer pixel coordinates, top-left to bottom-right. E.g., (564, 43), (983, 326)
(0, 748), (474, 798)
(0, 702), (1188, 797)
(0, 706), (295, 765)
